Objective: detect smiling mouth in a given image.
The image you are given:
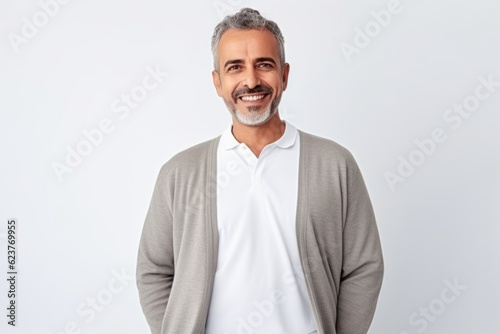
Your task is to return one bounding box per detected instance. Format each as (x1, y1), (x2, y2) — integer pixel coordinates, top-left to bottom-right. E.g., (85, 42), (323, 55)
(239, 94), (267, 102)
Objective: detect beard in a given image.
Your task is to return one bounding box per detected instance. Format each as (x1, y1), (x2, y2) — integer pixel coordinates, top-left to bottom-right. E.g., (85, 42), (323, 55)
(223, 85), (282, 126)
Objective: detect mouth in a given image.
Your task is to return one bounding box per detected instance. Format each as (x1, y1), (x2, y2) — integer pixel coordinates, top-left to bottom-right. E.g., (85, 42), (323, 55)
(238, 94), (269, 102)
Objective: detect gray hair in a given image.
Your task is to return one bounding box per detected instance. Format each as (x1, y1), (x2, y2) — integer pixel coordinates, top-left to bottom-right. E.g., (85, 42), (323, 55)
(211, 8), (286, 72)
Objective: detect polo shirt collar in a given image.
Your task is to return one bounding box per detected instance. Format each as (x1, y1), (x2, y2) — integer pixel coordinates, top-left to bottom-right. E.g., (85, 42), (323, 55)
(220, 120), (298, 150)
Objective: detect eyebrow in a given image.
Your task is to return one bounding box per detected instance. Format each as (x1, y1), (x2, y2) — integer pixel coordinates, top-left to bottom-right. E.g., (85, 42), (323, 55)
(223, 57), (278, 69)
(255, 57), (277, 65)
(223, 59), (244, 69)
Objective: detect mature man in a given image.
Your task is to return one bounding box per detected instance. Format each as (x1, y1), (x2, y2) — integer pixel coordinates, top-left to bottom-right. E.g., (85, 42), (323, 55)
(137, 8), (383, 334)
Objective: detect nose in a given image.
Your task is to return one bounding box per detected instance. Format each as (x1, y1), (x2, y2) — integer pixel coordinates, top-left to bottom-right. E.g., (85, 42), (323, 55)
(243, 67), (261, 89)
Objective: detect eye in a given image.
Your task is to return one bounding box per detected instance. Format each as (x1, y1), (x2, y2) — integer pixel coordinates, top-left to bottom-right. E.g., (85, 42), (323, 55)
(258, 63), (273, 68)
(227, 65), (241, 71)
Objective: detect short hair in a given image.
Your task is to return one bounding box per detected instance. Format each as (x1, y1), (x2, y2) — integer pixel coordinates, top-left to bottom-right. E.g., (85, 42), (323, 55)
(211, 8), (286, 72)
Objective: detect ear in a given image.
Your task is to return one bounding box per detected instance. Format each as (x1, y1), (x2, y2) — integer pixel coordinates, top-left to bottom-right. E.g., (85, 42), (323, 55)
(212, 70), (223, 97)
(281, 63), (290, 91)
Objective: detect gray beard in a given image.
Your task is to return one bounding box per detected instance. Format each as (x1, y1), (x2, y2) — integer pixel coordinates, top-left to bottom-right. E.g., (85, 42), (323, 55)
(225, 94), (282, 126)
(233, 104), (274, 126)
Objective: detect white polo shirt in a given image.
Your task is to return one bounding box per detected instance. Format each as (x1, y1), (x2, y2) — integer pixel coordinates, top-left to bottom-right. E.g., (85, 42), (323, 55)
(205, 121), (317, 334)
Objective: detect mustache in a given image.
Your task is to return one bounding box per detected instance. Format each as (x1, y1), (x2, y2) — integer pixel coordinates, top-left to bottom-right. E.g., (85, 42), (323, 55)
(232, 85), (273, 101)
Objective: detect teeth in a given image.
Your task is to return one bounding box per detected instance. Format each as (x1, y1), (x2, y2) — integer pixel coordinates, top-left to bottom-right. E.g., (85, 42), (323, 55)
(241, 95), (265, 101)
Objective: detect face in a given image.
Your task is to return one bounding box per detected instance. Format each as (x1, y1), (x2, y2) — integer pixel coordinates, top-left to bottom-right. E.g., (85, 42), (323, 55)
(212, 29), (290, 126)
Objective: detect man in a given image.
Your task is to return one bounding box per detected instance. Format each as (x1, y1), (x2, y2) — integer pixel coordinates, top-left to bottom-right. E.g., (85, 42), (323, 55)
(137, 8), (383, 334)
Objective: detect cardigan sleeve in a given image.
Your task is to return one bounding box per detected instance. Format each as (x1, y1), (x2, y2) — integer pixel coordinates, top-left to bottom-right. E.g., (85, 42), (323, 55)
(136, 164), (175, 334)
(336, 155), (384, 334)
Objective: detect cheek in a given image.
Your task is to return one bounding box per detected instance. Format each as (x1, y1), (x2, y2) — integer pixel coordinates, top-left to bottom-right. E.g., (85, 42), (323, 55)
(266, 74), (283, 89)
(221, 80), (237, 96)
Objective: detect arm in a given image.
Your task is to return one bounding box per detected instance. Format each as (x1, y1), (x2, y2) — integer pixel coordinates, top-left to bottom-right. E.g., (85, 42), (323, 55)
(336, 157), (384, 334)
(136, 165), (175, 334)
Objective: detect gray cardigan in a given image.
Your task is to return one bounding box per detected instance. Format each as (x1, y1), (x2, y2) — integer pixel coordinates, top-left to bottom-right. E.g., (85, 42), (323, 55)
(136, 130), (384, 334)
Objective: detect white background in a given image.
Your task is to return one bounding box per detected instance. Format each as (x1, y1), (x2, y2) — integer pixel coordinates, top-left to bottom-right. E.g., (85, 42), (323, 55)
(1, 0), (499, 333)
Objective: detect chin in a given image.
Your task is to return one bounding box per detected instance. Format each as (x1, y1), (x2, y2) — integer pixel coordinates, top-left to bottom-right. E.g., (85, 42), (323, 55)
(233, 106), (276, 126)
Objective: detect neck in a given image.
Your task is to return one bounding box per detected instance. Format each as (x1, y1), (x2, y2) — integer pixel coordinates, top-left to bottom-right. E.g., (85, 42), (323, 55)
(231, 112), (286, 158)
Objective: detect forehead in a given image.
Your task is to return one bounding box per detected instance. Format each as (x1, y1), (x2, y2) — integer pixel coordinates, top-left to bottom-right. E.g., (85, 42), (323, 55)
(217, 29), (280, 63)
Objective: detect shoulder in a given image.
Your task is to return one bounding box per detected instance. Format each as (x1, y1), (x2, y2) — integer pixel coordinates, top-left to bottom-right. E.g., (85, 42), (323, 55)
(298, 130), (356, 166)
(157, 136), (220, 179)
(297, 130), (368, 192)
